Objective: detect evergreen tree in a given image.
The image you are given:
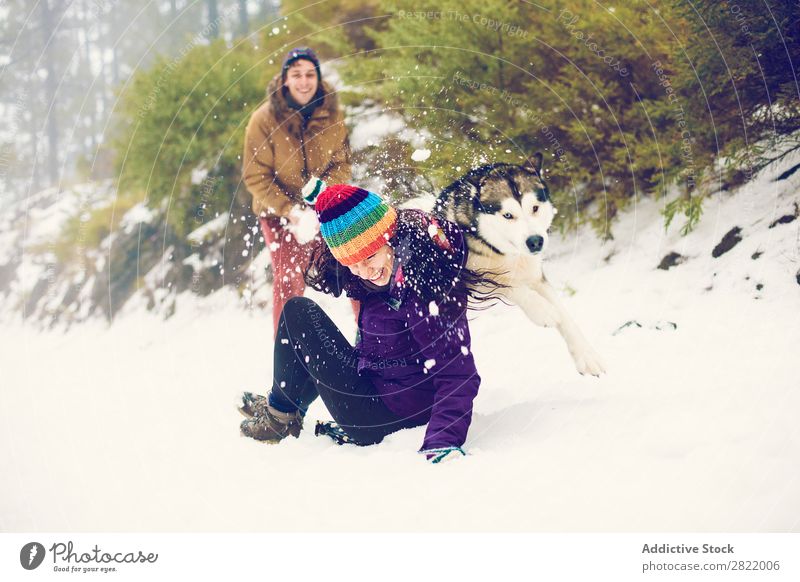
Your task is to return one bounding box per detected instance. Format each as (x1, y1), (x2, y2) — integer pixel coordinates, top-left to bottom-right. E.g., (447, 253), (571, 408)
(341, 1), (693, 234)
(113, 39), (265, 239)
(673, 0), (800, 179)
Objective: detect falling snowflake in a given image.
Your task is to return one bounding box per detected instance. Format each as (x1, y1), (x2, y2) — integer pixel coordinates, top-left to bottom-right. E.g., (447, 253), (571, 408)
(424, 359), (436, 370)
(428, 301), (439, 316)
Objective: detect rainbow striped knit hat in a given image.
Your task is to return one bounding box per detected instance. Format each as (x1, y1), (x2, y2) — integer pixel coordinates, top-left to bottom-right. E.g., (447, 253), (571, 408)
(302, 177), (397, 266)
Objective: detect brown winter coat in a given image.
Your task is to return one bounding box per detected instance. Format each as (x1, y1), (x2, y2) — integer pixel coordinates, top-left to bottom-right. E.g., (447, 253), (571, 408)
(242, 73), (352, 218)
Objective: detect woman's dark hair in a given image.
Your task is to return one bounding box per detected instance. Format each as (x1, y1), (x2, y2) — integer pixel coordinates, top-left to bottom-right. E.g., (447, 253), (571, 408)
(304, 208), (507, 308)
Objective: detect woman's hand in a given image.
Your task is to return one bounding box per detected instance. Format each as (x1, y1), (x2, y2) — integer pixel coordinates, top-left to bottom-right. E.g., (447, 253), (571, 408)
(420, 446), (466, 464)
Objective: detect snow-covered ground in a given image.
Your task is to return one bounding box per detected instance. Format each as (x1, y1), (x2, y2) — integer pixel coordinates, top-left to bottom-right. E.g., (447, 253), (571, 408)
(1, 152), (799, 532)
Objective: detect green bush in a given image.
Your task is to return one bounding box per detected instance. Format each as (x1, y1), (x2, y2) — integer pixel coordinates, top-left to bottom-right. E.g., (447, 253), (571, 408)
(340, 0), (686, 235)
(113, 39), (267, 239)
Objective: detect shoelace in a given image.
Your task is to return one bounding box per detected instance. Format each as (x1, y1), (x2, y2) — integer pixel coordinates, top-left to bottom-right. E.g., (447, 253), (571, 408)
(314, 421), (361, 445)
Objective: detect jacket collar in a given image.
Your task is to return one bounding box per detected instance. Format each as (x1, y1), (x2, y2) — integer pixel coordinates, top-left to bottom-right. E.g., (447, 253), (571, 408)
(385, 210), (454, 309)
(385, 233), (415, 309)
(385, 261), (405, 309)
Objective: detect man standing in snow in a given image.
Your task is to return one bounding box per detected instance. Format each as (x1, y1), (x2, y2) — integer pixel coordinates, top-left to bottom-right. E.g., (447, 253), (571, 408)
(242, 47), (352, 336)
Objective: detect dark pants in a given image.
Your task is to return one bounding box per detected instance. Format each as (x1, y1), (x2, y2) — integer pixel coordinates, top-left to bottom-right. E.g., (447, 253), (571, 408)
(268, 296), (424, 445)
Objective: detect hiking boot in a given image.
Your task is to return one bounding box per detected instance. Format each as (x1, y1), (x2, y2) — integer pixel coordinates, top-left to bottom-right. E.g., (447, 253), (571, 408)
(238, 391), (269, 418)
(240, 404), (303, 443)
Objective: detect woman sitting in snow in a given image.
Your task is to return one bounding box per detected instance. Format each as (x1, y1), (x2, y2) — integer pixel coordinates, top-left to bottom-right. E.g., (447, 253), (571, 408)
(239, 179), (501, 463)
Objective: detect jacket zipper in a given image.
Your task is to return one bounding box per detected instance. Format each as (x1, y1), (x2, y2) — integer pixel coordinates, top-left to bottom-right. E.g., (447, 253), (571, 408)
(355, 296), (364, 347)
(299, 123), (309, 181)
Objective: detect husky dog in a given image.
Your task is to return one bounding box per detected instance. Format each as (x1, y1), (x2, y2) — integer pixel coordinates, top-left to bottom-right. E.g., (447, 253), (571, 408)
(433, 153), (606, 376)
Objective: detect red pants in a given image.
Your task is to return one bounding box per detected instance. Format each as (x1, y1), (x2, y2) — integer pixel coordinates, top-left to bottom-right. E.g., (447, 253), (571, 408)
(259, 216), (316, 338)
(258, 216), (360, 338)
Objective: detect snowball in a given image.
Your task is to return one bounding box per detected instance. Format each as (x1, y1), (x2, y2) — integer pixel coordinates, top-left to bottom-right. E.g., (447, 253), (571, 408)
(286, 206), (320, 245)
(411, 148), (431, 162)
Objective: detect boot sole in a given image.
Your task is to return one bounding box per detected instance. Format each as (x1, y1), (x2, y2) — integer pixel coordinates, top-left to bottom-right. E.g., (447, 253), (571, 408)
(239, 423), (284, 443)
(239, 426), (301, 443)
(240, 433), (282, 444)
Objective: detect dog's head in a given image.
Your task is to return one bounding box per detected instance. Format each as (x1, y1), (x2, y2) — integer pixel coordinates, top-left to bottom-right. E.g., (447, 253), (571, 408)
(459, 154), (557, 256)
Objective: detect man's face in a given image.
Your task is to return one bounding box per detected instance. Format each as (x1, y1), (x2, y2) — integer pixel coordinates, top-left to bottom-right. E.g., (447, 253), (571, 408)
(346, 244), (394, 287)
(284, 59), (319, 106)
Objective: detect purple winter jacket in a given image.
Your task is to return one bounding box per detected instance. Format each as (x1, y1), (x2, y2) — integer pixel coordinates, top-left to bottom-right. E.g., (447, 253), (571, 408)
(353, 211), (481, 451)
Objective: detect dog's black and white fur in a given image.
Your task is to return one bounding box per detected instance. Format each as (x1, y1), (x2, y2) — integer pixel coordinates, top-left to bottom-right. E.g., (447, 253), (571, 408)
(430, 153), (606, 376)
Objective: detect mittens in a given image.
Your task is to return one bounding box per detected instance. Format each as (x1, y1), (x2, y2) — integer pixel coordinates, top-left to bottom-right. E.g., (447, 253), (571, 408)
(419, 446), (466, 464)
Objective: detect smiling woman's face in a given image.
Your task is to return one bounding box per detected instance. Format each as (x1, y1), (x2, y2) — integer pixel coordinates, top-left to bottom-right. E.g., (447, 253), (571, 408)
(284, 59), (319, 106)
(347, 244), (394, 287)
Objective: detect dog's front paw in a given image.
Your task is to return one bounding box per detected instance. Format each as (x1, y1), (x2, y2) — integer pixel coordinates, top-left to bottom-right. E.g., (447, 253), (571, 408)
(530, 300), (562, 328)
(571, 345), (607, 376)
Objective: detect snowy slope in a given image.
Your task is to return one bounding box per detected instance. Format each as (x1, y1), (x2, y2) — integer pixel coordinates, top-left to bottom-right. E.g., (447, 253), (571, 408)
(1, 150), (799, 532)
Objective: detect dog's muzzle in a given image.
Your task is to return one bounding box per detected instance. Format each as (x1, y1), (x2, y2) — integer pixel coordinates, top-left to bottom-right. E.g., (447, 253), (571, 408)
(526, 235), (544, 254)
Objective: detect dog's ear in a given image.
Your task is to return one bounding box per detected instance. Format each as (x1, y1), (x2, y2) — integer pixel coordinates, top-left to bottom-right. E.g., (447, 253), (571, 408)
(467, 182), (483, 210)
(524, 152), (544, 175)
